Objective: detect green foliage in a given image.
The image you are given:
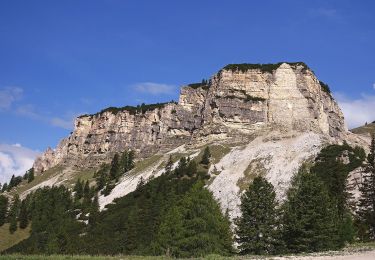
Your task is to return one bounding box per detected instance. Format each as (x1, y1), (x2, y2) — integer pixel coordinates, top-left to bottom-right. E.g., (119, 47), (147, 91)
(154, 182), (233, 257)
(311, 143), (365, 244)
(18, 200), (29, 229)
(201, 146), (211, 165)
(319, 81), (331, 94)
(7, 175), (23, 191)
(109, 154), (121, 181)
(6, 186), (85, 254)
(82, 157), (200, 255)
(0, 195), (8, 226)
(1, 183), (8, 193)
(8, 195), (20, 234)
(27, 168), (35, 183)
(79, 102), (177, 117)
(357, 134), (375, 240)
(235, 177), (283, 255)
(282, 168), (340, 253)
(222, 62), (309, 74)
(73, 179), (84, 200)
(95, 150), (135, 196)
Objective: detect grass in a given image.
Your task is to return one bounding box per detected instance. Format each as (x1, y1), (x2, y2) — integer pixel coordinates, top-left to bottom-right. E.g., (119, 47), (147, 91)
(194, 145), (231, 166)
(237, 159), (266, 193)
(351, 122), (375, 135)
(0, 255), (170, 260)
(1, 243), (375, 259)
(0, 223), (31, 252)
(65, 168), (97, 187)
(10, 166), (64, 195)
(131, 154), (164, 175)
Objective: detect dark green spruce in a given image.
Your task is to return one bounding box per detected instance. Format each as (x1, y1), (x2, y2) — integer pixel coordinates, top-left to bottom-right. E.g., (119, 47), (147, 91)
(282, 167), (339, 253)
(357, 134), (375, 240)
(235, 176), (283, 255)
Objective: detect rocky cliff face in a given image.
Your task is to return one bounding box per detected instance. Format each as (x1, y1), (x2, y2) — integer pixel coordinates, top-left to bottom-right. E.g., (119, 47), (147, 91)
(34, 62), (346, 173)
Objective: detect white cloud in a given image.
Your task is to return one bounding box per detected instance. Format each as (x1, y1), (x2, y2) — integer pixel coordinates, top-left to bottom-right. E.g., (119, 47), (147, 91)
(373, 83), (375, 90)
(0, 143), (40, 184)
(133, 82), (176, 95)
(0, 86), (23, 110)
(335, 92), (375, 129)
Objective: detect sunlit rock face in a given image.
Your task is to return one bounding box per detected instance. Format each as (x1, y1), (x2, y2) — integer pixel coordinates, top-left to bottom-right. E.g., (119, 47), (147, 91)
(34, 62), (346, 173)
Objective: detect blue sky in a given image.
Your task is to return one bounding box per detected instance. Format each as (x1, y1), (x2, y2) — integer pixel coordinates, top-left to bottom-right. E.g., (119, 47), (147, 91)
(0, 0), (374, 182)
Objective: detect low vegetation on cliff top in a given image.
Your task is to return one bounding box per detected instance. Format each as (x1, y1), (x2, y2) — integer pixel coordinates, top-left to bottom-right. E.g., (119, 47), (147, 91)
(222, 62), (310, 73)
(79, 101), (177, 118)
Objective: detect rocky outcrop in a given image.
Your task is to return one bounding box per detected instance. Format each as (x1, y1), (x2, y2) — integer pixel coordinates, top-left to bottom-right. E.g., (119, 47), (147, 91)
(34, 62), (346, 173)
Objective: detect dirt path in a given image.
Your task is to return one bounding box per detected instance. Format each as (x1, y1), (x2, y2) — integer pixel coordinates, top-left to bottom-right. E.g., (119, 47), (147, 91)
(276, 249), (375, 260)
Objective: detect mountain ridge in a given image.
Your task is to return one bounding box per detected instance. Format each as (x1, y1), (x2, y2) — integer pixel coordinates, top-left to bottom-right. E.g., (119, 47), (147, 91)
(33, 62), (346, 174)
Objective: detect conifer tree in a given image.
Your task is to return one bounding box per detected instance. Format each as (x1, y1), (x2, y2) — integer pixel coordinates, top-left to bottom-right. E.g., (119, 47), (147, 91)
(110, 153), (121, 181)
(235, 176), (283, 255)
(1, 182), (8, 192)
(89, 195), (99, 227)
(19, 199), (29, 229)
(186, 160), (197, 177)
(175, 157), (188, 177)
(74, 179), (84, 200)
(95, 164), (109, 191)
(357, 134), (375, 240)
(0, 195), (8, 226)
(282, 168), (339, 253)
(201, 146), (211, 165)
(27, 168), (35, 183)
(155, 182), (233, 257)
(127, 150), (135, 171)
(8, 194), (20, 234)
(165, 156), (173, 173)
(83, 180), (92, 207)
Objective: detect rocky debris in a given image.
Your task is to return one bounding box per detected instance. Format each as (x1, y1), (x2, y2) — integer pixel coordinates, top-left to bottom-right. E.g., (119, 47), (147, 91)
(207, 131), (327, 221)
(33, 62), (346, 173)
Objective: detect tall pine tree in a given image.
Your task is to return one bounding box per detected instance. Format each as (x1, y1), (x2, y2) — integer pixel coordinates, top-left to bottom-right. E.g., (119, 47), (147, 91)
(357, 134), (375, 240)
(201, 146), (211, 165)
(8, 194), (20, 234)
(235, 176), (283, 255)
(282, 167), (339, 253)
(0, 195), (8, 226)
(19, 199), (29, 229)
(110, 153), (121, 181)
(155, 182), (233, 257)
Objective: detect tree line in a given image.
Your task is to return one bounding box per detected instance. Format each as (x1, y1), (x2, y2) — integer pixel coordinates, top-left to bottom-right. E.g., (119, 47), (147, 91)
(1, 168), (34, 193)
(1, 140), (375, 257)
(235, 139), (374, 255)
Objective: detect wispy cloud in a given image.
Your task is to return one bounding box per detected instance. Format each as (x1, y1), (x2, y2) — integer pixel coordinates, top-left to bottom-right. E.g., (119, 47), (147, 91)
(0, 86), (23, 110)
(335, 92), (375, 129)
(0, 143), (40, 184)
(15, 104), (43, 120)
(133, 82), (176, 95)
(16, 104), (79, 130)
(373, 82), (375, 90)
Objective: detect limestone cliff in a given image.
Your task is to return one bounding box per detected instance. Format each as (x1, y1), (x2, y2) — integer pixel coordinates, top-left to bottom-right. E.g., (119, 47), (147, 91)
(34, 62), (346, 173)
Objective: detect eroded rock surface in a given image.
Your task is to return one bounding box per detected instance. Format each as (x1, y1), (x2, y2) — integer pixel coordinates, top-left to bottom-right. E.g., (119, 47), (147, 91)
(34, 62), (346, 173)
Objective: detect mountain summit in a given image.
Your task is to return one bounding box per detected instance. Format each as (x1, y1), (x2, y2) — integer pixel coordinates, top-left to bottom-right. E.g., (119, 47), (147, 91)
(34, 62), (346, 173)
